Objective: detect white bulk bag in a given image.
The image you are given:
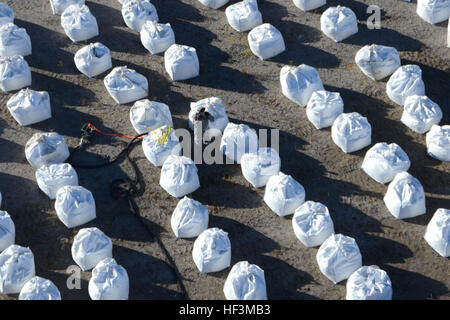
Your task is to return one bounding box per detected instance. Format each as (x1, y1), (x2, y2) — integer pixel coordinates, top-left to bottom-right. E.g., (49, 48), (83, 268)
(292, 201), (334, 247)
(426, 125), (450, 162)
(293, 0), (326, 11)
(142, 125), (182, 167)
(122, 0), (158, 32)
(25, 132), (70, 169)
(346, 266), (393, 300)
(55, 185), (96, 228)
(160, 155), (200, 198)
(19, 276), (61, 300)
(88, 257), (129, 300)
(417, 0), (450, 24)
(320, 6), (358, 42)
(223, 261), (267, 300)
(50, 0), (85, 15)
(188, 97), (229, 142)
(0, 23), (32, 57)
(225, 0), (263, 32)
(130, 99), (173, 134)
(71, 227), (113, 271)
(0, 245), (35, 294)
(220, 123), (258, 164)
(104, 66), (148, 104)
(0, 211), (15, 252)
(306, 90), (344, 129)
(198, 0), (229, 9)
(61, 4), (99, 42)
(36, 163), (79, 199)
(74, 42), (112, 78)
(383, 171), (426, 219)
(263, 172), (305, 217)
(361, 142), (411, 184)
(401, 95), (443, 134)
(192, 228), (231, 273)
(171, 196), (209, 238)
(164, 44), (199, 81)
(6, 88), (51, 126)
(240, 148), (281, 188)
(248, 23), (285, 60)
(140, 20), (175, 54)
(316, 234), (362, 284)
(355, 44), (401, 81)
(331, 112), (371, 153)
(0, 3), (14, 25)
(0, 55), (31, 92)
(386, 65), (425, 106)
(424, 208), (450, 257)
(280, 64), (324, 107)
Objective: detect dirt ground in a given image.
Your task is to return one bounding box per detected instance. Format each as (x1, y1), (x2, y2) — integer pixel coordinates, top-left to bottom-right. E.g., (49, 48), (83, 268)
(0, 0), (448, 300)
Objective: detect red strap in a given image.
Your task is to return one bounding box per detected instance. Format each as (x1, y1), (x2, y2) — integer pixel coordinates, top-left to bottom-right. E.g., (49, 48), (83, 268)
(87, 123), (145, 139)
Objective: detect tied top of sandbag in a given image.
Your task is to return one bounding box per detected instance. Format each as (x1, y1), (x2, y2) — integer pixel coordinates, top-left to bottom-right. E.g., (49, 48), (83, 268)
(196, 228), (231, 263)
(222, 122), (257, 145)
(122, 0), (158, 28)
(388, 65), (424, 93)
(0, 23), (30, 46)
(7, 88), (48, 109)
(61, 4), (95, 30)
(318, 234), (361, 261)
(294, 201), (332, 237)
(333, 112), (371, 139)
(365, 142), (410, 168)
(346, 266), (392, 300)
(130, 99), (173, 133)
(0, 3), (13, 25)
(403, 95), (442, 121)
(36, 162), (76, 183)
(145, 125), (177, 148)
(189, 97), (226, 128)
(0, 54), (28, 78)
(72, 227), (111, 255)
(248, 23), (282, 43)
(307, 90), (343, 113)
(321, 6), (357, 31)
(141, 20), (171, 39)
(0, 245), (35, 293)
(266, 172), (305, 199)
(428, 208), (450, 237)
(241, 148), (281, 176)
(228, 0), (259, 17)
(165, 44), (197, 62)
(426, 125), (450, 148)
(25, 132), (69, 168)
(77, 42), (110, 64)
(388, 171), (425, 207)
(90, 258), (128, 292)
(0, 210), (14, 239)
(55, 185), (94, 213)
(280, 64), (322, 90)
(171, 196), (209, 238)
(104, 66), (148, 91)
(356, 44), (400, 64)
(161, 155), (198, 185)
(18, 276), (61, 300)
(224, 261), (267, 300)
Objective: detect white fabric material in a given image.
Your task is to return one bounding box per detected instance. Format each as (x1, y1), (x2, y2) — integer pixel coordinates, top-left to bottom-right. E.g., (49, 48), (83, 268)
(122, 0), (158, 32)
(426, 125), (450, 162)
(192, 228), (231, 273)
(71, 227), (112, 271)
(225, 0), (262, 32)
(0, 245), (35, 294)
(240, 148), (281, 188)
(164, 44), (199, 81)
(0, 211), (15, 252)
(448, 18), (450, 47)
(223, 261), (267, 300)
(104, 66), (148, 104)
(50, 0), (85, 15)
(386, 65), (425, 105)
(188, 97), (229, 142)
(417, 0), (450, 24)
(220, 123), (258, 164)
(0, 3), (14, 25)
(88, 257), (129, 300)
(0, 55), (31, 92)
(293, 0), (326, 11)
(280, 64), (324, 107)
(55, 185), (96, 228)
(198, 0), (229, 9)
(346, 266), (393, 300)
(7, 88), (51, 126)
(36, 163), (79, 199)
(140, 21), (175, 54)
(316, 234), (362, 284)
(361, 142), (411, 184)
(25, 132), (70, 169)
(248, 23), (285, 60)
(19, 276), (61, 300)
(306, 90), (343, 129)
(320, 6), (358, 42)
(355, 44), (401, 81)
(383, 171), (426, 219)
(0, 23), (32, 57)
(160, 155), (200, 198)
(142, 125), (181, 167)
(130, 99), (173, 134)
(331, 112), (371, 153)
(171, 196), (209, 238)
(61, 4), (98, 42)
(424, 208), (450, 257)
(401, 95), (442, 134)
(74, 42), (112, 78)
(0, 192), (2, 208)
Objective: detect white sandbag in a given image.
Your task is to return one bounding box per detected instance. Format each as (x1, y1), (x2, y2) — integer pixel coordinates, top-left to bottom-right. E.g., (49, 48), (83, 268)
(0, 23), (32, 57)
(55, 185), (96, 228)
(248, 23), (285, 60)
(316, 234), (362, 284)
(74, 42), (112, 78)
(424, 208), (450, 257)
(417, 0), (450, 24)
(361, 142), (411, 184)
(122, 0), (158, 32)
(104, 66), (148, 104)
(263, 172), (305, 217)
(0, 211), (15, 252)
(331, 112), (371, 153)
(36, 163), (79, 199)
(192, 228), (231, 273)
(140, 20), (175, 54)
(383, 171), (426, 219)
(71, 227), (113, 271)
(346, 266), (393, 300)
(6, 88), (51, 126)
(0, 245), (35, 294)
(293, 0), (326, 11)
(401, 95), (443, 134)
(164, 44), (199, 81)
(0, 3), (14, 25)
(198, 0), (229, 9)
(320, 6), (358, 42)
(61, 4), (99, 42)
(88, 257), (129, 300)
(355, 44), (401, 81)
(280, 64), (324, 107)
(223, 261), (267, 300)
(386, 65), (425, 106)
(306, 90), (343, 129)
(130, 99), (173, 134)
(19, 276), (61, 300)
(188, 97), (229, 142)
(292, 201), (334, 248)
(49, 0), (85, 15)
(426, 125), (450, 162)
(171, 196), (209, 238)
(225, 0), (263, 32)
(0, 55), (31, 92)
(160, 155), (200, 198)
(142, 125), (182, 167)
(240, 148), (281, 188)
(220, 123), (258, 164)
(448, 18), (450, 47)
(25, 132), (70, 169)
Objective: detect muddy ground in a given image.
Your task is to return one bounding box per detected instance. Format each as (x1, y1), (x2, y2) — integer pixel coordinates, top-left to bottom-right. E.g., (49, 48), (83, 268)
(0, 0), (448, 300)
